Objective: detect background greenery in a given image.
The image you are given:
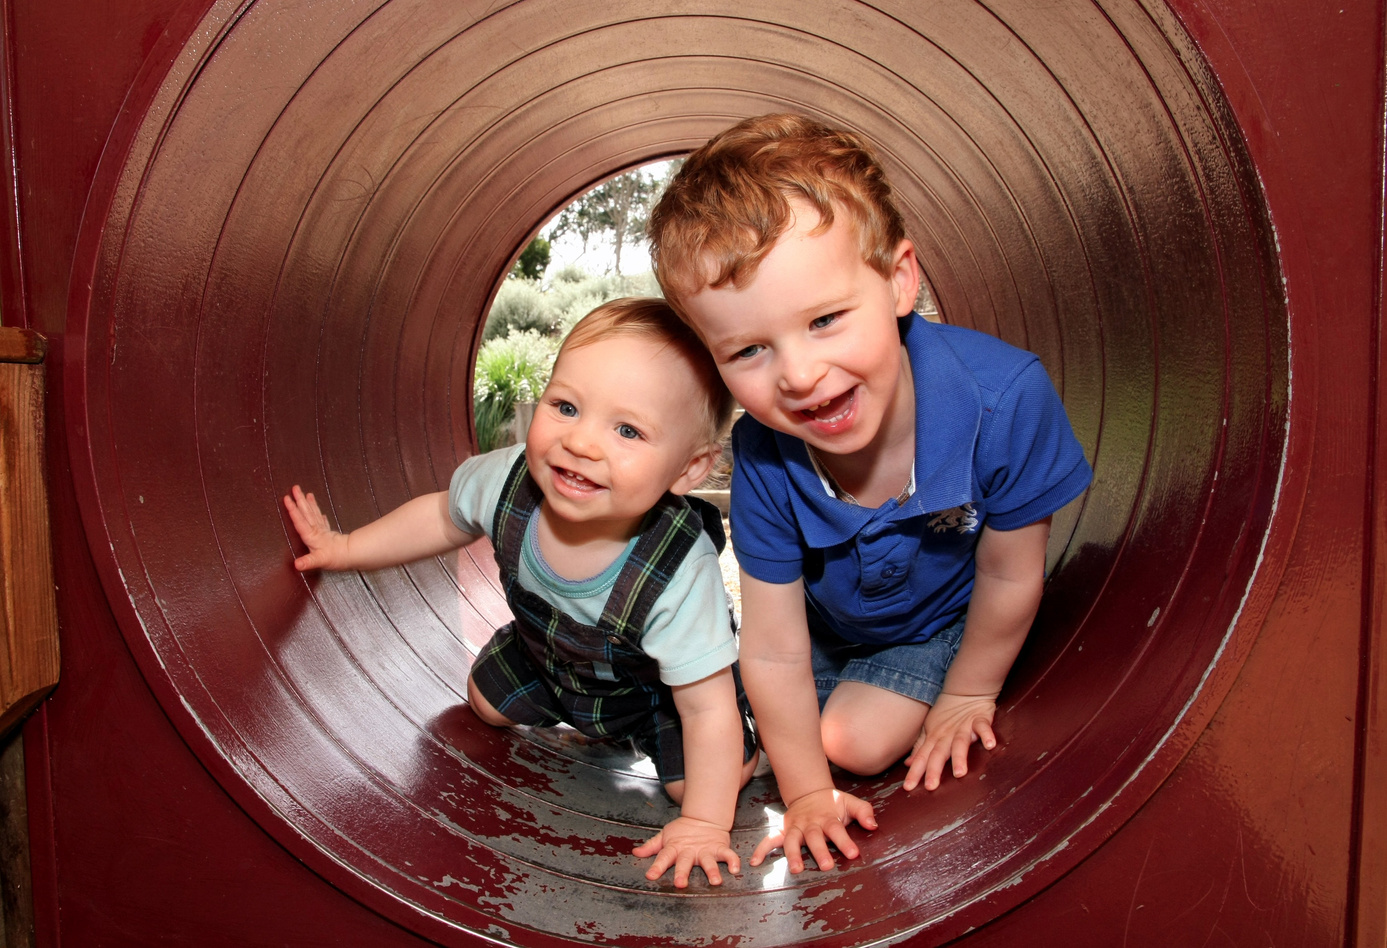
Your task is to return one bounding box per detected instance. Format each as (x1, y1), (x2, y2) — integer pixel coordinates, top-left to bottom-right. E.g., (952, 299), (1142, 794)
(473, 162), (673, 451)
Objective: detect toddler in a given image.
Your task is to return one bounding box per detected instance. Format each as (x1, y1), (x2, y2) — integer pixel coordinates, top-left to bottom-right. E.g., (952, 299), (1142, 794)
(648, 114), (1093, 873)
(284, 297), (759, 888)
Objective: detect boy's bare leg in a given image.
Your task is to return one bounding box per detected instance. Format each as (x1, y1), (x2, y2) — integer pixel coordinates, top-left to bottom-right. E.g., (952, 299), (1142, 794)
(467, 674), (519, 727)
(820, 682), (929, 776)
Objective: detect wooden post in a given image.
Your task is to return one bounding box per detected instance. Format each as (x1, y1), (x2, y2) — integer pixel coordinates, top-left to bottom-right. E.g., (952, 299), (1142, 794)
(0, 327), (58, 736)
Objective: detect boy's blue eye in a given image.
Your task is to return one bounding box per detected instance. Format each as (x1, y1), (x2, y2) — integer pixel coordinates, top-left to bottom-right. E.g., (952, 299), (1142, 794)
(811, 312), (840, 330)
(617, 424), (641, 440)
(556, 400), (577, 417)
(733, 344), (763, 360)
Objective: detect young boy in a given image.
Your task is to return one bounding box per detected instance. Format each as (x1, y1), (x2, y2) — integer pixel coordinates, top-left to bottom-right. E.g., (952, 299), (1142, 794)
(284, 297), (759, 888)
(648, 114), (1093, 874)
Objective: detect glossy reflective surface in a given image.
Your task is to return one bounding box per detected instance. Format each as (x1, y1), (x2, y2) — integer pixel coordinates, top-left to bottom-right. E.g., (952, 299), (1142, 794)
(8, 0), (1377, 945)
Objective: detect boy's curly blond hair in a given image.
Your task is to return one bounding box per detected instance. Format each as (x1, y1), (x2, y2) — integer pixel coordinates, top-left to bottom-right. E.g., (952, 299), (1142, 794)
(648, 113), (907, 314)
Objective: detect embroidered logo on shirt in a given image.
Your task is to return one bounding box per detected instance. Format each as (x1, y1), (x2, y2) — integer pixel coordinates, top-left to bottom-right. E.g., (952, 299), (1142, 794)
(927, 503), (979, 534)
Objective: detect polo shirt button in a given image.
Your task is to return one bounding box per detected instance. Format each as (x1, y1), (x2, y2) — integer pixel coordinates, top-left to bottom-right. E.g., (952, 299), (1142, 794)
(882, 567), (896, 578)
(606, 634), (622, 645)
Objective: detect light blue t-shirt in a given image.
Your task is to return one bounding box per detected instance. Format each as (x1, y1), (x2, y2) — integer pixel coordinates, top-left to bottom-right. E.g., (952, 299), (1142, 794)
(449, 444), (737, 687)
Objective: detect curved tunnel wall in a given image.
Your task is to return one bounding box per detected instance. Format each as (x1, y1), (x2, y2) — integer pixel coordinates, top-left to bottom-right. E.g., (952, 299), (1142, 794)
(68, 2), (1286, 945)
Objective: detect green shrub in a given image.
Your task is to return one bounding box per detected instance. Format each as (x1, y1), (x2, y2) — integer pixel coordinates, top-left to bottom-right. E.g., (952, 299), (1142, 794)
(483, 278), (556, 342)
(472, 330), (559, 452)
(473, 269), (667, 451)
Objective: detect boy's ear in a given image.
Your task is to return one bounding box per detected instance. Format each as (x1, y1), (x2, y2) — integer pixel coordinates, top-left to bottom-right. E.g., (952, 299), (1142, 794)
(668, 443), (721, 496)
(890, 239), (922, 318)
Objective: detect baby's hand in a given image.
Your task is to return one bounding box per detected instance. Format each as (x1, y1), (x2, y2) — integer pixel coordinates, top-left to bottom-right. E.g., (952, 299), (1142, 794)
(903, 692), (999, 792)
(750, 787), (876, 873)
(633, 816), (737, 887)
(283, 485), (350, 571)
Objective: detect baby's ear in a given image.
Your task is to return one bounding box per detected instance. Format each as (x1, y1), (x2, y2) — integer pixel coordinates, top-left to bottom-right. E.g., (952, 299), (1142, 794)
(668, 442), (721, 495)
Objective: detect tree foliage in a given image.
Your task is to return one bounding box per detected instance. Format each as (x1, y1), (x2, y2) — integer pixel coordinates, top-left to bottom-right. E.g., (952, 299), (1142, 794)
(510, 236), (551, 280)
(548, 161), (680, 276)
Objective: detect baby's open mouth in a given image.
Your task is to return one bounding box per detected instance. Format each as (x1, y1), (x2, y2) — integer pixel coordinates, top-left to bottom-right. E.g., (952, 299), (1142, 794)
(555, 466), (601, 490)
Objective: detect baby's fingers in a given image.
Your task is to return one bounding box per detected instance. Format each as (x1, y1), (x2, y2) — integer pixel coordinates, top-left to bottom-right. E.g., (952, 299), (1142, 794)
(696, 847), (736, 887)
(632, 832), (664, 860)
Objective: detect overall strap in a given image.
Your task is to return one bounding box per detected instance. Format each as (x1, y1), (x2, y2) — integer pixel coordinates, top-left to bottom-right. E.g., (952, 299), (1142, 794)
(599, 494), (706, 641)
(491, 450), (540, 577)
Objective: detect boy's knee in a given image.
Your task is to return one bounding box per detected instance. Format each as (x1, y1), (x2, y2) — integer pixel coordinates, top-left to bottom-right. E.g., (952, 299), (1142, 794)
(467, 675), (516, 728)
(821, 716), (904, 776)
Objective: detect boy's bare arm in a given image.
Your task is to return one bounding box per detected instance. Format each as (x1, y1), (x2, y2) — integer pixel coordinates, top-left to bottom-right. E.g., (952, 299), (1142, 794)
(284, 486), (474, 572)
(904, 517), (1051, 792)
(739, 574), (876, 872)
(632, 666), (744, 887)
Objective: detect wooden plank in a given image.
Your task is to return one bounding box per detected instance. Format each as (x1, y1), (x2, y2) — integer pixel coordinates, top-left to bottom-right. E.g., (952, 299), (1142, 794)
(0, 329), (43, 366)
(0, 359), (59, 736)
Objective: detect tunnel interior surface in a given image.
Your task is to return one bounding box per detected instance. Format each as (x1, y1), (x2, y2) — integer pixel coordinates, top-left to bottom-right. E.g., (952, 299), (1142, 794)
(68, 1), (1286, 945)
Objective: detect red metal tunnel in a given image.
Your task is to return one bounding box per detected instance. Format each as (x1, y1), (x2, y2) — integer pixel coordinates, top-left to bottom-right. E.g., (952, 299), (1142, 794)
(7, 1), (1383, 946)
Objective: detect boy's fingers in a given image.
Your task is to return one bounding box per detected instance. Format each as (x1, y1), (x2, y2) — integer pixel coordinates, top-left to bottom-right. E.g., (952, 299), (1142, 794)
(749, 831), (782, 867)
(803, 827), (835, 872)
(902, 747), (930, 791)
(783, 828), (808, 873)
(721, 846), (740, 876)
(977, 720), (997, 750)
(952, 732), (973, 778)
(825, 822), (859, 861)
(924, 745), (949, 790)
(845, 794), (877, 828)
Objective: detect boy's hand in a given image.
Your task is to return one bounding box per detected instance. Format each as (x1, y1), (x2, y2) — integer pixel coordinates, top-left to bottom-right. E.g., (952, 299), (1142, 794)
(750, 787), (876, 873)
(633, 816), (738, 887)
(903, 692), (999, 792)
(283, 485), (350, 571)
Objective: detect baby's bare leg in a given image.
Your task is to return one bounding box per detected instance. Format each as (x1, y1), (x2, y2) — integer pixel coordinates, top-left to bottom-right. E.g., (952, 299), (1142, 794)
(820, 682), (929, 776)
(663, 749), (759, 805)
(467, 674), (519, 727)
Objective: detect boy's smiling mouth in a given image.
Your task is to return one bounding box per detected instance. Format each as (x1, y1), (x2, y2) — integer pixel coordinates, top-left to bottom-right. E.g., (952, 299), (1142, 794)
(799, 388), (856, 427)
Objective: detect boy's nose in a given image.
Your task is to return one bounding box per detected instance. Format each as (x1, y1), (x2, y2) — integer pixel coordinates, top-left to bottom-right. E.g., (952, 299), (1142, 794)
(777, 353), (825, 395)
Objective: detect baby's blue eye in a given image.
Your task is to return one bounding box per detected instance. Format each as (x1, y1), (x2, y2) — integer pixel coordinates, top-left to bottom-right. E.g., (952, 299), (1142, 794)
(811, 312), (840, 330)
(733, 344), (763, 360)
(556, 400), (577, 417)
(617, 424), (641, 440)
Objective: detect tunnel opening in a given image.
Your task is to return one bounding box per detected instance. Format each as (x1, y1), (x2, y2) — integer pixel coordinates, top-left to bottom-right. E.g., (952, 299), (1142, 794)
(68, 2), (1286, 946)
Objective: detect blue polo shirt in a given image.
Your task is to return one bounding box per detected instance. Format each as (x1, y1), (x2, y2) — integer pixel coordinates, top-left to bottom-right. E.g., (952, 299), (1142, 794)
(730, 315), (1092, 645)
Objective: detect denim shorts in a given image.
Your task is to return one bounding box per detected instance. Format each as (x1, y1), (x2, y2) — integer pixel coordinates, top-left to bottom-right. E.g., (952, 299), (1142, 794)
(807, 605), (967, 710)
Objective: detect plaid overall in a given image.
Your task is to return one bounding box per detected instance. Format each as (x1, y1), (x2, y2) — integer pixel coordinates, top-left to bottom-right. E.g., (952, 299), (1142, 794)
(469, 454), (755, 782)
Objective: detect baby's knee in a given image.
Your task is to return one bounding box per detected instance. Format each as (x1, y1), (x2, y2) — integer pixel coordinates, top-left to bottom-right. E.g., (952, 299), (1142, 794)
(467, 675), (516, 727)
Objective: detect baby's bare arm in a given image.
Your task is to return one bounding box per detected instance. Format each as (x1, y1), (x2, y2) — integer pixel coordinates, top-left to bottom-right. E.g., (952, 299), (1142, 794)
(284, 486), (474, 572)
(632, 666), (745, 887)
(904, 517), (1051, 791)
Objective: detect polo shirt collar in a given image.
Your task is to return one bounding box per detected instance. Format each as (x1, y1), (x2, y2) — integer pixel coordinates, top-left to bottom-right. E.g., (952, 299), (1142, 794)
(773, 314), (982, 548)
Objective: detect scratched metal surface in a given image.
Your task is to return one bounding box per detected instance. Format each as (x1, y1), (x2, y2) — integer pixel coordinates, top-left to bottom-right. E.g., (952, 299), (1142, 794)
(45, 0), (1328, 945)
